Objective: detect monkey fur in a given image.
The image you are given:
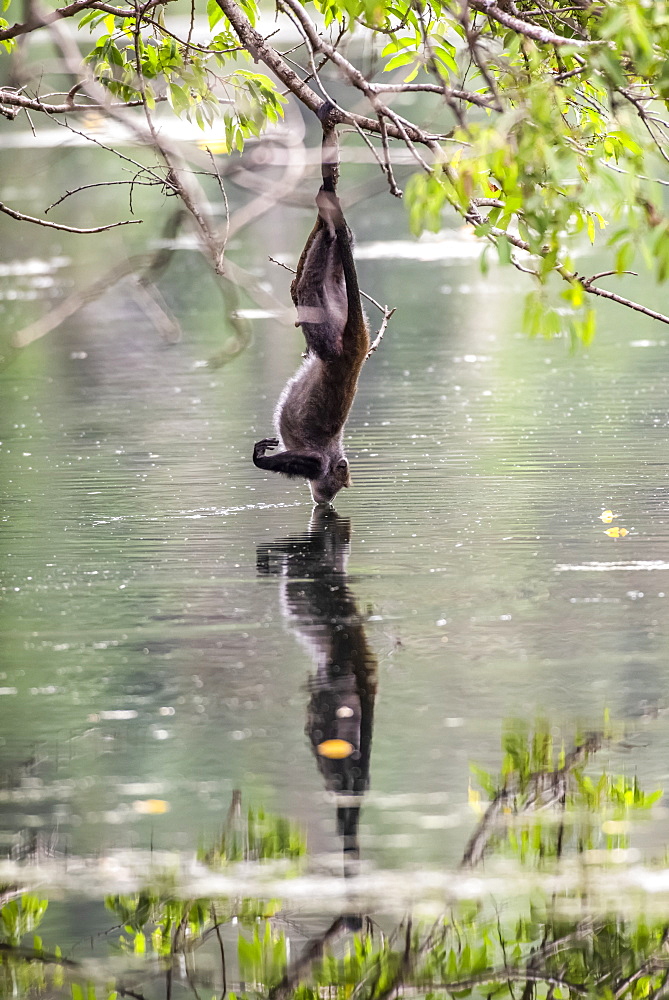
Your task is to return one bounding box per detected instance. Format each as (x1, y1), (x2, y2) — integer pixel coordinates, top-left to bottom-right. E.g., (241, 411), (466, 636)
(253, 113), (370, 506)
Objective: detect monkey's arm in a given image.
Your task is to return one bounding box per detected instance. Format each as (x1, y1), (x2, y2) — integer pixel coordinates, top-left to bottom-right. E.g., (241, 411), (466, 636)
(253, 438), (323, 480)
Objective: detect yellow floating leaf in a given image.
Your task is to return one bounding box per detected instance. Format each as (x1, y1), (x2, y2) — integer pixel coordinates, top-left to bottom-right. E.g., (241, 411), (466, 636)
(133, 799), (170, 815)
(604, 527), (629, 538)
(317, 739), (354, 760)
(599, 510), (617, 523)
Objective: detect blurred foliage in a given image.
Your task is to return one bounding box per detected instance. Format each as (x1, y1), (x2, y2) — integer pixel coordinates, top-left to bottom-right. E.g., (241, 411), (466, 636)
(4, 0), (669, 334)
(198, 795), (307, 865)
(1, 722), (668, 999)
(469, 718), (662, 863)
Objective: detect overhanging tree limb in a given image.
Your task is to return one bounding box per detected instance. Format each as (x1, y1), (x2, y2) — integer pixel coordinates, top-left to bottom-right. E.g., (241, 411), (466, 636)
(0, 0), (175, 40)
(214, 0), (443, 147)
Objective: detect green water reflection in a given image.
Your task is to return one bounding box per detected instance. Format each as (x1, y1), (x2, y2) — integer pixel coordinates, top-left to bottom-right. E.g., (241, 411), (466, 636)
(4, 126), (669, 994)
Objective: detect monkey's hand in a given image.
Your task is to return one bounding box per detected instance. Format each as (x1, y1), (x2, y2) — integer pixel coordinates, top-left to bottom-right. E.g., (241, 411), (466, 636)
(254, 438), (279, 461)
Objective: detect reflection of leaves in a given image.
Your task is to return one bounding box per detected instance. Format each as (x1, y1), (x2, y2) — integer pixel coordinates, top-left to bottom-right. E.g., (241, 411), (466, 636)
(2, 751), (668, 1000)
(238, 921), (287, 988)
(200, 795), (306, 866)
(468, 721), (660, 863)
(0, 895), (48, 947)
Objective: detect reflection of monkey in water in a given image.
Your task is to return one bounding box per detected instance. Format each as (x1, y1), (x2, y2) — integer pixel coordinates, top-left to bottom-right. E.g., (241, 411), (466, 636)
(253, 108), (370, 505)
(257, 507), (377, 863)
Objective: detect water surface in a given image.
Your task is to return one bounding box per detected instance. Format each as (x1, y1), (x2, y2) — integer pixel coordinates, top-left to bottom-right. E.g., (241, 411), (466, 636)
(3, 128), (669, 996)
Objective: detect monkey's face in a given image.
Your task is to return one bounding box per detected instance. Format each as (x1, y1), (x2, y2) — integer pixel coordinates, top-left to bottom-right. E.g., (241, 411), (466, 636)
(310, 458), (351, 505)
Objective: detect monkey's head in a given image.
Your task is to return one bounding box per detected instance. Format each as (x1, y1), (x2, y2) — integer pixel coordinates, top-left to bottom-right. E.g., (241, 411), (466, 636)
(310, 456), (351, 505)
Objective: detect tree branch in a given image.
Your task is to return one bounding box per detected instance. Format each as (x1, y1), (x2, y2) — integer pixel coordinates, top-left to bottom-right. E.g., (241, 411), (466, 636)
(213, 0), (442, 148)
(0, 0), (175, 40)
(370, 81), (495, 111)
(468, 204), (669, 327)
(0, 89), (234, 115)
(469, 0), (595, 47)
(0, 199), (141, 232)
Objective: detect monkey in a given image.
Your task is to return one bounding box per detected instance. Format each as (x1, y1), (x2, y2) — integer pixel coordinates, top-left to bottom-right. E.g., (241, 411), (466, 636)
(252, 107), (370, 506)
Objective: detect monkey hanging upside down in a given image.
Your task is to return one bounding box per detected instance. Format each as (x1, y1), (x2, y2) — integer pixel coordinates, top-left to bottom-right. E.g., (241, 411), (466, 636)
(252, 117), (370, 506)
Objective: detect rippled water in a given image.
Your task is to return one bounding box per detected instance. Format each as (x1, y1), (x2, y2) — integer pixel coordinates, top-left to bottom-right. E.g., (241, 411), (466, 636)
(4, 133), (669, 995)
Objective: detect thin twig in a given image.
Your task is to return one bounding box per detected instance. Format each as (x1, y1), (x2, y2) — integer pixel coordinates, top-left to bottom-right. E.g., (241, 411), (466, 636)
(378, 113), (403, 197)
(0, 199), (141, 232)
(370, 82), (494, 110)
(0, 0), (174, 41)
(44, 177), (159, 213)
(366, 306), (395, 359)
(206, 147), (231, 254)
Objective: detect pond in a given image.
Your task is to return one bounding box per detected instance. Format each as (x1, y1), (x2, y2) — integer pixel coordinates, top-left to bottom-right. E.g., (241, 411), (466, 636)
(3, 117), (669, 998)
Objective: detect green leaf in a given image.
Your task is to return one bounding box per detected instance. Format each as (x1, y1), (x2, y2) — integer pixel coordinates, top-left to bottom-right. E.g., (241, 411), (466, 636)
(496, 236), (511, 265)
(383, 52), (414, 71)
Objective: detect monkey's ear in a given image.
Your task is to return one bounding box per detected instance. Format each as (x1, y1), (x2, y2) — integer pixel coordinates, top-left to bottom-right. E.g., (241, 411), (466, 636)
(336, 458), (352, 487)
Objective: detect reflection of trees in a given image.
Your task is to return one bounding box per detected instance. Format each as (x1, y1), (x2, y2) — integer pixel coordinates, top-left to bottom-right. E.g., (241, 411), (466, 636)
(2, 714), (667, 1000)
(257, 508), (377, 868)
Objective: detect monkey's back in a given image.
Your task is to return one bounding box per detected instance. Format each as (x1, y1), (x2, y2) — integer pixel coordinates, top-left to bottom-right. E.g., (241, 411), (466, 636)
(276, 351), (364, 452)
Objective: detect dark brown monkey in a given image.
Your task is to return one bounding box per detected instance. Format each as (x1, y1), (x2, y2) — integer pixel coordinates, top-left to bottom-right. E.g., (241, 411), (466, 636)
(253, 111), (370, 505)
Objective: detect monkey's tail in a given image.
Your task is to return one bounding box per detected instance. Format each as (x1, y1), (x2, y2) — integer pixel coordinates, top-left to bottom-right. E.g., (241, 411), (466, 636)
(315, 101), (368, 346)
(317, 101), (339, 194)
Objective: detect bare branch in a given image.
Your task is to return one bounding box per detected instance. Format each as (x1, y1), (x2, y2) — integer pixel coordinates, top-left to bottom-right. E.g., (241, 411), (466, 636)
(370, 82), (495, 111)
(0, 199), (141, 232)
(377, 114), (403, 197)
(0, 0), (175, 41)
(0, 89), (233, 115)
(44, 177), (159, 213)
(366, 306), (395, 359)
(578, 276), (669, 324)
